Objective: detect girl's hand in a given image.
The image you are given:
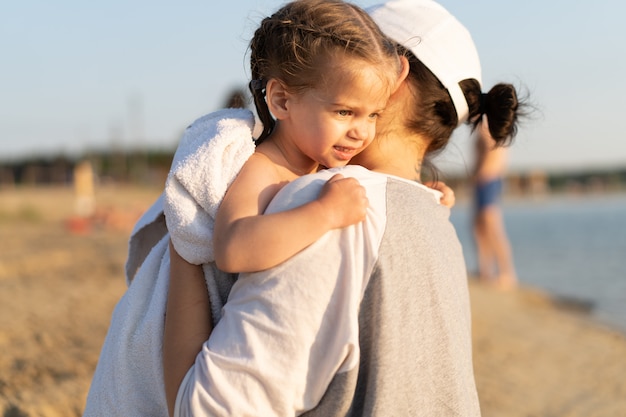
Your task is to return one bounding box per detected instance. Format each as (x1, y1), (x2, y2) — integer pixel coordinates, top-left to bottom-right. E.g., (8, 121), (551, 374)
(318, 174), (368, 229)
(425, 181), (456, 208)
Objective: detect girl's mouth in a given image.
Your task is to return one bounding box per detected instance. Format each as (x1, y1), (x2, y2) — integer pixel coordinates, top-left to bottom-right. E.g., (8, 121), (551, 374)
(334, 145), (357, 160)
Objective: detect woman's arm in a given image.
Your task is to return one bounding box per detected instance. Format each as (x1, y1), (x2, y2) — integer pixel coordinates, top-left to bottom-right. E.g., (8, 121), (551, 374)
(214, 155), (368, 273)
(163, 241), (212, 417)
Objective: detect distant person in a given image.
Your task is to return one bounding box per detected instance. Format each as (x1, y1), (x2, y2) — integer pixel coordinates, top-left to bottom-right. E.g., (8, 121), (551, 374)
(73, 160), (95, 218)
(473, 119), (518, 289)
(223, 88), (247, 109)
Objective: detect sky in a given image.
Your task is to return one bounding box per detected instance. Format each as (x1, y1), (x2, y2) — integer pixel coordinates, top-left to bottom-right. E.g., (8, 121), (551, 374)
(2, 0), (625, 173)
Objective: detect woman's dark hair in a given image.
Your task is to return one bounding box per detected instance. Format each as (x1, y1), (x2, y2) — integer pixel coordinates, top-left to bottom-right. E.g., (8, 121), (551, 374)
(461, 79), (522, 146)
(248, 0), (400, 144)
(398, 45), (527, 179)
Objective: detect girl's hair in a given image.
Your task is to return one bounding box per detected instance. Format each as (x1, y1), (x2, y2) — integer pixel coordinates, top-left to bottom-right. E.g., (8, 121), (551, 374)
(249, 0), (400, 144)
(398, 46), (527, 178)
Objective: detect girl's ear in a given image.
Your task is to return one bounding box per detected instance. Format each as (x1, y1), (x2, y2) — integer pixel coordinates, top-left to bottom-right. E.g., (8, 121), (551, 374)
(266, 79), (290, 120)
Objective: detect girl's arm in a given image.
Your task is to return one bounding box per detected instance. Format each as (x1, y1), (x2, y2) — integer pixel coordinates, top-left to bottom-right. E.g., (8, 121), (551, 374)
(214, 155), (368, 273)
(163, 241), (212, 417)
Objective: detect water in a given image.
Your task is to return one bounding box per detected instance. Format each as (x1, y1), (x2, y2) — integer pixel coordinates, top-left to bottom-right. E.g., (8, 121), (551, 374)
(450, 192), (626, 334)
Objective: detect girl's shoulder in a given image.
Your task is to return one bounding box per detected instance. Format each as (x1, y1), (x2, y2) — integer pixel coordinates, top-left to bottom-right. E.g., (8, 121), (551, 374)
(241, 152), (282, 179)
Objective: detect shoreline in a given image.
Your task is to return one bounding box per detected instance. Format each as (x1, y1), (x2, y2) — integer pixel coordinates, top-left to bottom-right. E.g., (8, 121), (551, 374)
(469, 280), (626, 416)
(1, 185), (625, 416)
(472, 277), (626, 337)
(451, 192), (626, 339)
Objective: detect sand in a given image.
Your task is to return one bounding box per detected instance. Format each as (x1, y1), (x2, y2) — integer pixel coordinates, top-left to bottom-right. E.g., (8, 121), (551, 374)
(1, 185), (625, 417)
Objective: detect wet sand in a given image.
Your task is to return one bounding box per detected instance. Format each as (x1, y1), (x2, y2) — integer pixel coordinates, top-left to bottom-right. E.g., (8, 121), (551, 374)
(0, 185), (625, 416)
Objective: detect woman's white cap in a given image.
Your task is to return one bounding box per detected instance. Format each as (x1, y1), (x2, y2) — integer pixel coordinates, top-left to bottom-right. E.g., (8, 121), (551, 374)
(367, 0), (482, 125)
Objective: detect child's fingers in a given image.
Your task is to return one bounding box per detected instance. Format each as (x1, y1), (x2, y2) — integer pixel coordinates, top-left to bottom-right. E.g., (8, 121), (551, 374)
(318, 174), (368, 227)
(424, 181), (456, 208)
(326, 173), (345, 183)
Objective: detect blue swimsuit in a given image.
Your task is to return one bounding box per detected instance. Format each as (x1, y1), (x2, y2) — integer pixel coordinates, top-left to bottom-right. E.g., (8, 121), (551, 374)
(475, 177), (503, 209)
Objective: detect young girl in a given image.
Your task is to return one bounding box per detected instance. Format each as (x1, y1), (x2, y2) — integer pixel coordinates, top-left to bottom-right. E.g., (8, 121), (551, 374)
(210, 0), (406, 273)
(161, 1), (406, 414)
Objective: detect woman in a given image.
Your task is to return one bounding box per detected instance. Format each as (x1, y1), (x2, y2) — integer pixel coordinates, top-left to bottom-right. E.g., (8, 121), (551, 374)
(472, 121), (518, 289)
(165, 0), (524, 416)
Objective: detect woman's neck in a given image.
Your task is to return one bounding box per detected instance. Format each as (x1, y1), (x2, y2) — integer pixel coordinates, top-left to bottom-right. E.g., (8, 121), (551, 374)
(355, 81), (429, 182)
(353, 129), (426, 182)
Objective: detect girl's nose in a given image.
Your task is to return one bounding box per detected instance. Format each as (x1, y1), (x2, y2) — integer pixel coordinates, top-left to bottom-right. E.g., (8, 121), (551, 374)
(350, 118), (374, 142)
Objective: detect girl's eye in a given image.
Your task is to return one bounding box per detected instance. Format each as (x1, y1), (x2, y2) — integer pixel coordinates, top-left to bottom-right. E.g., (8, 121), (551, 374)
(368, 113), (379, 119)
(337, 110), (352, 117)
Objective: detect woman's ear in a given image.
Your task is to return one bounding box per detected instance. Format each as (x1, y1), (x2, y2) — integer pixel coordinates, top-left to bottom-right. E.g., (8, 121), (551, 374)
(265, 79), (290, 120)
(392, 55), (410, 94)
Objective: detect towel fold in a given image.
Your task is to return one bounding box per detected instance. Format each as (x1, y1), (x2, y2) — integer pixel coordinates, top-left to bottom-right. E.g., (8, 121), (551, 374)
(164, 108), (256, 265)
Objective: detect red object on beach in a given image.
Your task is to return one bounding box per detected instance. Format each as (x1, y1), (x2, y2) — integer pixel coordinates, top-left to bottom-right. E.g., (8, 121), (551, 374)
(65, 216), (92, 235)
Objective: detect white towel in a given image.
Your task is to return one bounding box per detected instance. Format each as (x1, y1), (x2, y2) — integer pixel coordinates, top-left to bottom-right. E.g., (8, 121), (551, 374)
(84, 109), (258, 416)
(164, 108), (257, 265)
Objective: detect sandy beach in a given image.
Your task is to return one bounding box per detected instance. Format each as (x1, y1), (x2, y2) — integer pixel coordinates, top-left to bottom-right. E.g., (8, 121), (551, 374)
(1, 185), (625, 416)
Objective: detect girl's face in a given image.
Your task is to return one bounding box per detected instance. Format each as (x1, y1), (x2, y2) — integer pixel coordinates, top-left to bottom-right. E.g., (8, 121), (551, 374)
(278, 56), (393, 170)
